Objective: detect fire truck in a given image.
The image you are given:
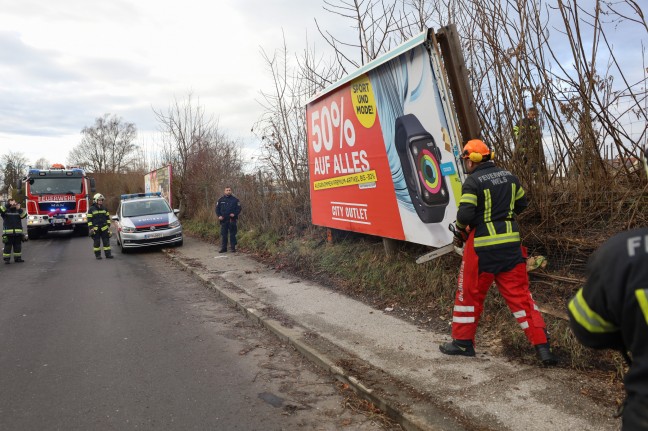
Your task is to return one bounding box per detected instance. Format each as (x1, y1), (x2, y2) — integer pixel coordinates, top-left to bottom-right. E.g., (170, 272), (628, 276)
(19, 164), (96, 239)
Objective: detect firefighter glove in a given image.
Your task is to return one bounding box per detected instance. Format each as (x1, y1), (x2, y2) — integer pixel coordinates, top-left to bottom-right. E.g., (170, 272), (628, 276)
(22, 234), (28, 242)
(456, 225), (469, 242)
(108, 230), (112, 238)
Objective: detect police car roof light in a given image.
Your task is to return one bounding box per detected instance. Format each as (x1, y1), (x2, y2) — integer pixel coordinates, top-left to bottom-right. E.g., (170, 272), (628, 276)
(120, 192), (162, 200)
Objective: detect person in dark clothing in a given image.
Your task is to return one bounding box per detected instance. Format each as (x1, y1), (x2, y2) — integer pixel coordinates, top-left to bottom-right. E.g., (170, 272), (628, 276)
(88, 193), (113, 260)
(568, 147), (648, 430)
(513, 106), (547, 181)
(1, 199), (27, 263)
(215, 187), (241, 253)
(439, 139), (557, 366)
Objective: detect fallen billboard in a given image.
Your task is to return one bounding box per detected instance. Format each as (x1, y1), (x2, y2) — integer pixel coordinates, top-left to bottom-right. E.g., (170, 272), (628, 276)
(306, 29), (466, 248)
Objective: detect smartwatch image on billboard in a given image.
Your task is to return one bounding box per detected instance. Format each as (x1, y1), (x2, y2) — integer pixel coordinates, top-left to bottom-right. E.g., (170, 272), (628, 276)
(395, 114), (449, 223)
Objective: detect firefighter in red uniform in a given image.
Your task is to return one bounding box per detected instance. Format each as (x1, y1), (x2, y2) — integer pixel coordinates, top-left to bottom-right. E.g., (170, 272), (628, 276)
(568, 147), (648, 430)
(88, 193), (113, 260)
(439, 139), (557, 366)
(1, 198), (27, 263)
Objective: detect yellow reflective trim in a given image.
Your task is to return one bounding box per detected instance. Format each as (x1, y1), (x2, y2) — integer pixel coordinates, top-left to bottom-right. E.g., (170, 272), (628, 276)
(460, 193), (478, 206)
(637, 289), (648, 326)
(484, 189), (492, 222)
(568, 289), (618, 333)
(473, 232), (520, 247)
(505, 184), (515, 232)
(456, 221), (467, 230)
(483, 190), (496, 236)
(516, 187), (525, 200)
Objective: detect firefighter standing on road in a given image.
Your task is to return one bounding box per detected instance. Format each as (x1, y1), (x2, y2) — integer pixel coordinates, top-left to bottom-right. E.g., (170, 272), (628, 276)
(568, 147), (648, 430)
(88, 193), (113, 259)
(439, 139), (557, 366)
(215, 187), (241, 253)
(1, 198), (27, 264)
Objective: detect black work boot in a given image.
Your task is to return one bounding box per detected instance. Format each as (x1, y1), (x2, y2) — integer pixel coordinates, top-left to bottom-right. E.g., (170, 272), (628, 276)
(219, 249), (227, 253)
(535, 343), (558, 366)
(14, 258), (24, 263)
(230, 247), (236, 253)
(95, 255), (102, 260)
(4, 259), (9, 264)
(105, 255), (114, 259)
(439, 339), (476, 357)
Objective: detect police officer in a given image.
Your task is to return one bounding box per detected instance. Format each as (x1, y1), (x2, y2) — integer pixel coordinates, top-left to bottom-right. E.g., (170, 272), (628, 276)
(215, 187), (241, 253)
(88, 193), (113, 259)
(1, 198), (27, 263)
(439, 139), (557, 366)
(568, 147), (648, 430)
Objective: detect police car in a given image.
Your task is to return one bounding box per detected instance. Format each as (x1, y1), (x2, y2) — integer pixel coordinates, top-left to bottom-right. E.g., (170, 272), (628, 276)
(111, 192), (183, 252)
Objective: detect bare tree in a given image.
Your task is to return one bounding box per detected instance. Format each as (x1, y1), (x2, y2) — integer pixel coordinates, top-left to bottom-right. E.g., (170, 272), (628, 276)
(33, 158), (50, 170)
(153, 93), (243, 218)
(1, 151), (29, 197)
(68, 114), (139, 173)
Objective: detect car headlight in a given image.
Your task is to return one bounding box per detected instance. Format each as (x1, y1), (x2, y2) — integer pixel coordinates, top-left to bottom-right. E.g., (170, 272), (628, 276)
(169, 220), (180, 228)
(122, 226), (136, 233)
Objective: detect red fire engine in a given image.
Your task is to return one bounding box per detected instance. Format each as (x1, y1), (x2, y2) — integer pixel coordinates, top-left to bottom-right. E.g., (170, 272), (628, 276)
(19, 164), (96, 239)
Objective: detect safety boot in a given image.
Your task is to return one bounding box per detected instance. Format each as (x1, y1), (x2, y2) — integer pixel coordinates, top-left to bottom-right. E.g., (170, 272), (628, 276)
(4, 258), (9, 264)
(96, 255), (102, 260)
(105, 255), (114, 259)
(439, 339), (476, 357)
(535, 343), (558, 366)
(14, 257), (24, 263)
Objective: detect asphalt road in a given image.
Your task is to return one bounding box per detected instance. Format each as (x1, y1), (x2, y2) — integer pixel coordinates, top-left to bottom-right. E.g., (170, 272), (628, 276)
(0, 230), (389, 430)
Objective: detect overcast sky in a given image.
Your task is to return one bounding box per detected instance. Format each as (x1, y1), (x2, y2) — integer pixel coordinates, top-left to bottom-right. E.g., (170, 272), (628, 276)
(0, 0), (347, 167)
(1, 1), (646, 169)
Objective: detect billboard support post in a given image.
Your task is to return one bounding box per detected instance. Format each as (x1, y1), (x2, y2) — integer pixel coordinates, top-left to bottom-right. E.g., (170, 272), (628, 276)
(435, 24), (482, 142)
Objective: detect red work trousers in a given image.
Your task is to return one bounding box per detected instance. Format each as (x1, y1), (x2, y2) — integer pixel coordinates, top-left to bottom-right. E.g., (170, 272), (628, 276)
(451, 233), (547, 346)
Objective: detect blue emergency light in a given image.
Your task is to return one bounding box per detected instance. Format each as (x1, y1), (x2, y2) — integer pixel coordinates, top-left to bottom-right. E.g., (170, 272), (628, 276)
(120, 192), (162, 200)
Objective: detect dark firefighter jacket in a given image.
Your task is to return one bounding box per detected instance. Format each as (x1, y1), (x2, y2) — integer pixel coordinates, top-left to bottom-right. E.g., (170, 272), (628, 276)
(456, 161), (528, 273)
(0, 203), (26, 235)
(568, 227), (648, 403)
(215, 195), (241, 221)
(88, 204), (111, 232)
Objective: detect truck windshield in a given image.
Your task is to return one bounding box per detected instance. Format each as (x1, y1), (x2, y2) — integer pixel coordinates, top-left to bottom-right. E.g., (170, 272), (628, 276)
(29, 177), (84, 195)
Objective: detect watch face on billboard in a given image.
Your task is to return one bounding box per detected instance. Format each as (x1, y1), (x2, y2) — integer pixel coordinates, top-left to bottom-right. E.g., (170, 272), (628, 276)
(395, 114), (449, 223)
(412, 139), (448, 206)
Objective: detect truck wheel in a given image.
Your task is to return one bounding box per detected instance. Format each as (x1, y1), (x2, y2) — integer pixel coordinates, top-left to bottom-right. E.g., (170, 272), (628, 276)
(28, 228), (41, 240)
(75, 225), (89, 237)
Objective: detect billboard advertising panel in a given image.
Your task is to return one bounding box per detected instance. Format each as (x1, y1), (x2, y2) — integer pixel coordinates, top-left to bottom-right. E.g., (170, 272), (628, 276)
(144, 164), (173, 207)
(306, 30), (465, 248)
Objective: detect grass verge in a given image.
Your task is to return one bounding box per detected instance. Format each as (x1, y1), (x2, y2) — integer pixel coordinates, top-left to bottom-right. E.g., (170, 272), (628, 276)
(184, 221), (627, 390)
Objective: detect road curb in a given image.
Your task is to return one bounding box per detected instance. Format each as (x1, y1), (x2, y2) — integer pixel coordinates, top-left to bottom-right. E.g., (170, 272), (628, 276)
(163, 249), (461, 431)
